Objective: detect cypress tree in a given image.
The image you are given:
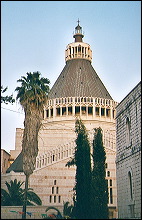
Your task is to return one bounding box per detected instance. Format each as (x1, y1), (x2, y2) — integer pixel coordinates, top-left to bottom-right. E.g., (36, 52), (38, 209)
(66, 119), (92, 219)
(91, 127), (109, 219)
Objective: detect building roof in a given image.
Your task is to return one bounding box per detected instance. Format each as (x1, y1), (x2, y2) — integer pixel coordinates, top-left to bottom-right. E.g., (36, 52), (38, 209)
(6, 152), (23, 173)
(48, 59), (113, 100)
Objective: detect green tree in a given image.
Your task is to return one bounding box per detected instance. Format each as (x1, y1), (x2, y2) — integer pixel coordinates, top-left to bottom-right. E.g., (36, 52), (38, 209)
(66, 119), (92, 219)
(1, 86), (15, 104)
(15, 71), (50, 218)
(1, 179), (42, 206)
(91, 127), (109, 219)
(63, 201), (74, 219)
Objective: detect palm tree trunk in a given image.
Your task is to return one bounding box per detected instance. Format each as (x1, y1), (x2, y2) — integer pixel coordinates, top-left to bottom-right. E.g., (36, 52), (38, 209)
(22, 174), (29, 219)
(22, 109), (42, 176)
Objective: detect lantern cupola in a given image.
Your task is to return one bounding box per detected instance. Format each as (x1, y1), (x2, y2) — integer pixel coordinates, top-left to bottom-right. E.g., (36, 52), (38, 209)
(73, 19), (84, 42)
(65, 20), (92, 63)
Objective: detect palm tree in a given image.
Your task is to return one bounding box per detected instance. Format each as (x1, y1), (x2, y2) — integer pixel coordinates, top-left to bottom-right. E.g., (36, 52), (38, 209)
(63, 201), (74, 219)
(15, 71), (50, 176)
(1, 179), (42, 206)
(15, 71), (50, 218)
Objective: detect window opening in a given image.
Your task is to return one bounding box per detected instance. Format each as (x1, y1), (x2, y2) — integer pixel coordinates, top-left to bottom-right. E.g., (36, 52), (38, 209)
(106, 109), (110, 117)
(107, 171), (110, 177)
(110, 188), (113, 204)
(126, 117), (131, 145)
(52, 187), (54, 194)
(113, 110), (115, 118)
(54, 196), (56, 203)
(128, 171), (133, 200)
(46, 110), (49, 118)
(81, 106), (86, 115)
(95, 107), (99, 116)
(49, 195), (52, 203)
(75, 106), (80, 115)
(56, 187), (59, 194)
(51, 108), (53, 117)
(88, 106), (93, 115)
(101, 108), (105, 116)
(62, 107), (66, 116)
(56, 107), (60, 116)
(68, 106), (72, 115)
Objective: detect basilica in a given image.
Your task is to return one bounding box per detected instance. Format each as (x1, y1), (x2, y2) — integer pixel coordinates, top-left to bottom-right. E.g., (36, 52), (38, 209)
(1, 21), (118, 219)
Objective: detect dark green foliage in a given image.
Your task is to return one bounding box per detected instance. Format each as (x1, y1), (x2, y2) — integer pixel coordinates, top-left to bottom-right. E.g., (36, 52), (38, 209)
(63, 201), (74, 219)
(1, 86), (15, 104)
(66, 119), (92, 219)
(15, 71), (50, 110)
(91, 127), (109, 219)
(1, 179), (42, 206)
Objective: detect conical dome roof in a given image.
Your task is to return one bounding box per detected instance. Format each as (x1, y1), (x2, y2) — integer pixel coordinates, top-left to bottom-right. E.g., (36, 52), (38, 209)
(48, 59), (112, 100)
(48, 22), (113, 100)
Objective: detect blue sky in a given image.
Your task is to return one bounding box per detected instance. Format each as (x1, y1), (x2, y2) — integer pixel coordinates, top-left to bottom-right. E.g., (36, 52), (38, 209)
(1, 1), (141, 152)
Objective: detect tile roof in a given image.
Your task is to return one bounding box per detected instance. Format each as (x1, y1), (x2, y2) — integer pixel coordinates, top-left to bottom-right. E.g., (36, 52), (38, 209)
(48, 59), (113, 100)
(6, 152), (23, 173)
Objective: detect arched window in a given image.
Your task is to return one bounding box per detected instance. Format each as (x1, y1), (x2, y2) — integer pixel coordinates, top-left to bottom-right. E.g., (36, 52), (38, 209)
(128, 171), (133, 200)
(126, 117), (131, 145)
(52, 187), (54, 194)
(107, 171), (110, 177)
(56, 187), (59, 194)
(49, 195), (52, 203)
(110, 188), (113, 204)
(54, 196), (56, 203)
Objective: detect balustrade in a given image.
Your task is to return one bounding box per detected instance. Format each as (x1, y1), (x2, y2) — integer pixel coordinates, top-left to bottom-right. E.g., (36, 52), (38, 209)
(44, 96), (118, 120)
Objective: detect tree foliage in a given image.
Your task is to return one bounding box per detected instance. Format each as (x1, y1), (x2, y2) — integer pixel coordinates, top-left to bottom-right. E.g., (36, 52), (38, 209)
(1, 179), (42, 206)
(66, 118), (92, 219)
(1, 86), (15, 104)
(63, 201), (74, 219)
(91, 127), (109, 219)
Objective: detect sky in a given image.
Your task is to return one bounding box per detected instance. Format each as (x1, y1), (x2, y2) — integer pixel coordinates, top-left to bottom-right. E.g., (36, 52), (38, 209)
(1, 1), (141, 153)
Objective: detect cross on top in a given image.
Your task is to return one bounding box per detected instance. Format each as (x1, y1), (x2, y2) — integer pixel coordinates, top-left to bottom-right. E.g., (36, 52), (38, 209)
(77, 18), (80, 25)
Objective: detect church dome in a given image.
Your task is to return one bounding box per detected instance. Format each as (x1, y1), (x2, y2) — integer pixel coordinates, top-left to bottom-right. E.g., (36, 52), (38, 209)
(48, 59), (112, 100)
(48, 21), (112, 100)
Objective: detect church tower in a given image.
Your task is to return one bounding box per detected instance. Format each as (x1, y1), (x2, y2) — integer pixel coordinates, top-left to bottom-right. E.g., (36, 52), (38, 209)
(3, 21), (118, 219)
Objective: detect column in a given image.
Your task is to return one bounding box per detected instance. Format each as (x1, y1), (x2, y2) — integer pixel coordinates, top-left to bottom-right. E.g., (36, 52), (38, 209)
(72, 97), (75, 116)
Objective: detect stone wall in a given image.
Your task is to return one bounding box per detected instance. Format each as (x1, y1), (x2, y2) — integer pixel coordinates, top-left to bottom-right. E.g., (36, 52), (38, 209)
(1, 149), (11, 174)
(1, 206), (63, 219)
(116, 81), (141, 219)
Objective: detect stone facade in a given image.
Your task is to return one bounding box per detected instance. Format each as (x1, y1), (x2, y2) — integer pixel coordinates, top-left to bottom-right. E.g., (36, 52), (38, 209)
(116, 81), (141, 219)
(1, 149), (11, 174)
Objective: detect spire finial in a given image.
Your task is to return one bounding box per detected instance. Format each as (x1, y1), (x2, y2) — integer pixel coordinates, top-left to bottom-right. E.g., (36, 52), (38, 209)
(77, 18), (80, 25)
